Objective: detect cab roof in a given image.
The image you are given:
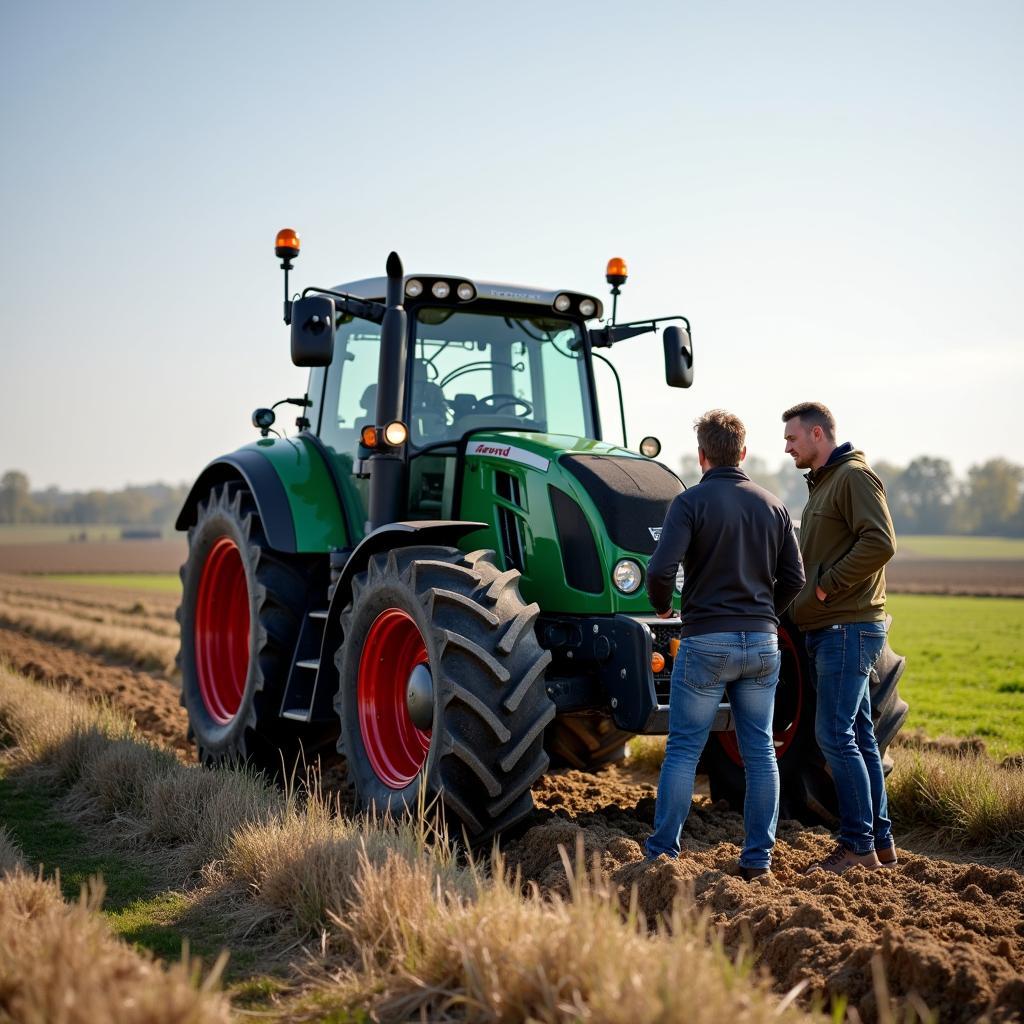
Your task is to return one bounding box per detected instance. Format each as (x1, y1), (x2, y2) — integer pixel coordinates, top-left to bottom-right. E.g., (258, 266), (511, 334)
(332, 275), (604, 320)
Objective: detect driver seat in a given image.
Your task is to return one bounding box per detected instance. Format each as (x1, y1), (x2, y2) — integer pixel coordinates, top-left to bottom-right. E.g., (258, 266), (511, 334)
(410, 359), (449, 443)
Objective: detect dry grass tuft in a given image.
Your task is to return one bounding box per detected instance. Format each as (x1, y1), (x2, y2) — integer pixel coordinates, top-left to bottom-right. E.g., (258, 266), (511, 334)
(310, 840), (814, 1024)
(0, 659), (277, 878)
(0, 871), (229, 1024)
(888, 747), (1024, 862)
(627, 734), (667, 772)
(0, 826), (24, 876)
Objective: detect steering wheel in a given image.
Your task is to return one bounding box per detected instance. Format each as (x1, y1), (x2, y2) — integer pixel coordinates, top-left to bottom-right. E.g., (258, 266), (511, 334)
(474, 393), (534, 416)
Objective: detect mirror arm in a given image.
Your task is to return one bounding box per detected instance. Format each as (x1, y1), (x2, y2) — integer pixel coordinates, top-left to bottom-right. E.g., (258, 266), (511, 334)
(589, 314), (690, 348)
(300, 286), (386, 325)
(591, 351), (628, 448)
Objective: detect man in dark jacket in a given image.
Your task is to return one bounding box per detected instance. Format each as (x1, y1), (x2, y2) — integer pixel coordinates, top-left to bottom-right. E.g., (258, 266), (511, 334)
(782, 401), (898, 874)
(645, 410), (804, 879)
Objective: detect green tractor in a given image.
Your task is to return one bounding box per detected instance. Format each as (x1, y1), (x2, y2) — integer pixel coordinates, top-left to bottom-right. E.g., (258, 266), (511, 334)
(175, 232), (908, 842)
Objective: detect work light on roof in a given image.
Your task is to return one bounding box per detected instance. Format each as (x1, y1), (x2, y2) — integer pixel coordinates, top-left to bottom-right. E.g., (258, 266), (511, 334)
(457, 282), (475, 301)
(406, 279), (423, 297)
(579, 299), (596, 317)
(432, 281), (451, 299)
(554, 294), (572, 312)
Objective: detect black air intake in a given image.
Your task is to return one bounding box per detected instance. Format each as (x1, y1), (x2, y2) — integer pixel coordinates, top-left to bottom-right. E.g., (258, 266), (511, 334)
(559, 455), (683, 554)
(549, 485), (603, 594)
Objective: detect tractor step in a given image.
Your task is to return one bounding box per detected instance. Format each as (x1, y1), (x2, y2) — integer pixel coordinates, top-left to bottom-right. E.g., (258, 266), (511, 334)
(279, 607), (333, 724)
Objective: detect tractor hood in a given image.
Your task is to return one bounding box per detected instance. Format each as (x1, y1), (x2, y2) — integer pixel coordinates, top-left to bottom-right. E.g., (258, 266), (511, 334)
(459, 431), (684, 614)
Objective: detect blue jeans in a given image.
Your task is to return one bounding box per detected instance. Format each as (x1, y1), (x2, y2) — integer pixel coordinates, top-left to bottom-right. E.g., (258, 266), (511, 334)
(806, 621), (893, 855)
(646, 631), (781, 869)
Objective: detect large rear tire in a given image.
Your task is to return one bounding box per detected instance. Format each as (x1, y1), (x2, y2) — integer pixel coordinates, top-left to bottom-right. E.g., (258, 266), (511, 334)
(177, 481), (312, 775)
(703, 618), (908, 825)
(335, 546), (554, 846)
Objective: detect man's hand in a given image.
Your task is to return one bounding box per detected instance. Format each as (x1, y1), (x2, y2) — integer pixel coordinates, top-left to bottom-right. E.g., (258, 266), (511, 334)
(815, 584), (827, 603)
(656, 608), (676, 619)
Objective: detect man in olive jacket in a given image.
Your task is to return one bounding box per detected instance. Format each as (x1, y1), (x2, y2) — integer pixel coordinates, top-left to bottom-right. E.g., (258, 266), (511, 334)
(783, 401), (898, 874)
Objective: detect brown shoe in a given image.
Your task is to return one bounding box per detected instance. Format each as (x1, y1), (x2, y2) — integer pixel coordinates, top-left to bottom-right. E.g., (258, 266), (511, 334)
(876, 842), (898, 868)
(805, 843), (881, 875)
(739, 866), (772, 882)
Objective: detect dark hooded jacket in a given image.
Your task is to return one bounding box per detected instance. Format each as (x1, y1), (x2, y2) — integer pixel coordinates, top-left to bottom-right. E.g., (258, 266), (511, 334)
(790, 445), (897, 631)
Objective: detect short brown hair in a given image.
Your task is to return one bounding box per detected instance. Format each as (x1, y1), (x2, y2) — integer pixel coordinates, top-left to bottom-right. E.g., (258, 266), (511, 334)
(694, 409), (745, 467)
(782, 401), (836, 441)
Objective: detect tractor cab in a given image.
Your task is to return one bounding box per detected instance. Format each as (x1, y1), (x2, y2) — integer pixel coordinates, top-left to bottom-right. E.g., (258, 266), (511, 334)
(303, 275), (602, 526)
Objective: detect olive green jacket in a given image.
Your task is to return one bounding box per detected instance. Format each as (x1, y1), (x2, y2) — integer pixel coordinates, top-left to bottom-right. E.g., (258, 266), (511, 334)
(791, 447), (897, 631)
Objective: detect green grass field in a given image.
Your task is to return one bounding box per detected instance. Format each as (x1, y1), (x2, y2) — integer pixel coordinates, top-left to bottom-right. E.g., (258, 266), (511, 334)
(887, 594), (1024, 758)
(895, 535), (1024, 559)
(0, 524), (150, 543)
(41, 572), (181, 592)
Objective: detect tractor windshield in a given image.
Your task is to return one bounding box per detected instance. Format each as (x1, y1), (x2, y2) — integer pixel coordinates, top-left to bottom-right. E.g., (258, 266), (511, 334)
(409, 308), (593, 447)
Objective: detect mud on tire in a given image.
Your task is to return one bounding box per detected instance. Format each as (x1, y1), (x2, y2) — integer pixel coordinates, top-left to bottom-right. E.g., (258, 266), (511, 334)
(176, 481), (313, 775)
(335, 546), (554, 846)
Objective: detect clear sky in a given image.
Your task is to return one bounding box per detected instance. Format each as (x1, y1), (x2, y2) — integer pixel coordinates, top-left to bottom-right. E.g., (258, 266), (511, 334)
(2, 0), (1021, 491)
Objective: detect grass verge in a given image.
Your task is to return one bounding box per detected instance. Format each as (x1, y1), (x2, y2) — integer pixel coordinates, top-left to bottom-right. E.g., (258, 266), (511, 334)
(887, 747), (1024, 864)
(41, 572), (181, 592)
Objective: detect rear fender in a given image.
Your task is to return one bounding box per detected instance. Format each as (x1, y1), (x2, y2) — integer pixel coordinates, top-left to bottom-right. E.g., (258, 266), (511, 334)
(175, 437), (351, 553)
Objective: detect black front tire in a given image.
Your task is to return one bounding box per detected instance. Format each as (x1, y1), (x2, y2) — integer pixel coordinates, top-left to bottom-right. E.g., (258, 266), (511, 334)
(335, 546), (554, 845)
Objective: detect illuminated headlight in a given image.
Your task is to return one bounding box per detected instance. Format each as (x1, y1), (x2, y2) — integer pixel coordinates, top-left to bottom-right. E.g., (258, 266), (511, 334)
(383, 420), (408, 446)
(639, 435), (661, 458)
(579, 298), (596, 317)
(554, 294), (571, 312)
(457, 282), (475, 301)
(675, 565), (685, 594)
(405, 279), (423, 297)
(431, 281), (451, 299)
(612, 559), (643, 594)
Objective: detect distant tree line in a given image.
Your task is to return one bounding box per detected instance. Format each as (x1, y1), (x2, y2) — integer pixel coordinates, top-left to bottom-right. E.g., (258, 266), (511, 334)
(4, 456), (1023, 536)
(0, 471), (189, 530)
(678, 455), (1024, 536)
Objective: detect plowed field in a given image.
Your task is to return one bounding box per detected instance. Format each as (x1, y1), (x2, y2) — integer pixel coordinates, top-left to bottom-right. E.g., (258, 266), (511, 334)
(0, 578), (1022, 1023)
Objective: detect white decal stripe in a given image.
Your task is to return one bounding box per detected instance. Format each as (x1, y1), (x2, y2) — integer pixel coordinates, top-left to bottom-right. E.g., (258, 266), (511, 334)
(467, 442), (550, 472)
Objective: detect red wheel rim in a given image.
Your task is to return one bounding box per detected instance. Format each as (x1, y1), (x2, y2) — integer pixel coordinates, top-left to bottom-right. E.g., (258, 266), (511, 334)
(358, 608), (432, 789)
(717, 628), (804, 767)
(194, 536), (250, 724)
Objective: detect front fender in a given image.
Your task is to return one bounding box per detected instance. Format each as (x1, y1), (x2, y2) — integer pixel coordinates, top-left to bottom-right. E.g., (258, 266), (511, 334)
(307, 520), (487, 721)
(175, 436), (350, 553)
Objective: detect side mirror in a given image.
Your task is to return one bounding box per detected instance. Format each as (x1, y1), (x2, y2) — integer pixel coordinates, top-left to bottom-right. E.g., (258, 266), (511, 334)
(290, 295), (335, 367)
(663, 324), (693, 388)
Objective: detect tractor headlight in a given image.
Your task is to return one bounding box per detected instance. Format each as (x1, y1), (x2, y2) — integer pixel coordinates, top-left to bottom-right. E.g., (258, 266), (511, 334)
(554, 294), (572, 312)
(457, 282), (475, 301)
(383, 420), (408, 446)
(431, 281), (451, 299)
(579, 298), (596, 317)
(405, 279), (423, 297)
(612, 558), (643, 594)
